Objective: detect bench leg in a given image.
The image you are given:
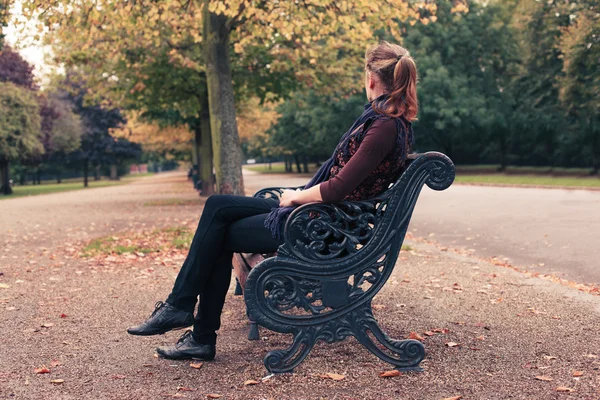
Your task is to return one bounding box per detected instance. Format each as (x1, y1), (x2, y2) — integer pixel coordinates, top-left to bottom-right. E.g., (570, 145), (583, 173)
(248, 321), (260, 340)
(263, 330), (314, 374)
(234, 278), (243, 296)
(354, 307), (425, 372)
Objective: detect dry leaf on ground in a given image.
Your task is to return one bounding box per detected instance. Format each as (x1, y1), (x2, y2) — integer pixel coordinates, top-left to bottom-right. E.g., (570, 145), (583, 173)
(441, 396), (463, 400)
(535, 376), (553, 381)
(50, 379), (64, 384)
(206, 394), (222, 399)
(423, 331), (435, 336)
(190, 362), (203, 369)
(243, 380), (259, 386)
(408, 332), (424, 341)
(543, 355), (557, 361)
(319, 372), (345, 381)
(572, 371), (584, 377)
(379, 370), (402, 378)
(446, 342), (459, 347)
(177, 387), (197, 391)
(34, 367), (50, 374)
(555, 387), (575, 392)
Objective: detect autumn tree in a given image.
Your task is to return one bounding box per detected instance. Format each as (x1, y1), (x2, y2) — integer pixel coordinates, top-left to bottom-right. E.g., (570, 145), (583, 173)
(558, 9), (600, 174)
(22, 0), (439, 195)
(0, 81), (42, 194)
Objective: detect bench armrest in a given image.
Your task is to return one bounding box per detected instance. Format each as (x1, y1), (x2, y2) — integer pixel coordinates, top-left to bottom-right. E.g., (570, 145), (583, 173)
(253, 186), (306, 200)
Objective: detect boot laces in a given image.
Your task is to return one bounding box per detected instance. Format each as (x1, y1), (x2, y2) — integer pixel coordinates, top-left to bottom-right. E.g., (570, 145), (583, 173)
(176, 330), (193, 347)
(150, 301), (165, 318)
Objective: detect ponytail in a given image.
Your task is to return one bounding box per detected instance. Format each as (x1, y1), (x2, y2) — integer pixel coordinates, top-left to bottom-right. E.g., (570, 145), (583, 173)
(365, 41), (419, 121)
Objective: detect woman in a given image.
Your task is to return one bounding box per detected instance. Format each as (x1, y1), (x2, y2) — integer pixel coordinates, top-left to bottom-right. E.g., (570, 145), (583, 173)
(128, 41), (418, 361)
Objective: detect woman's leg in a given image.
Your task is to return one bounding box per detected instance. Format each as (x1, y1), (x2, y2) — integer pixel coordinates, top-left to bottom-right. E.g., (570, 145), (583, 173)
(156, 212), (284, 359)
(192, 213), (284, 344)
(166, 194), (279, 312)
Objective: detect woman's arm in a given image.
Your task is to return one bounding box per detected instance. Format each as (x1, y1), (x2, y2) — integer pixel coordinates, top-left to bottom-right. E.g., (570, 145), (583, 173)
(279, 119), (399, 207)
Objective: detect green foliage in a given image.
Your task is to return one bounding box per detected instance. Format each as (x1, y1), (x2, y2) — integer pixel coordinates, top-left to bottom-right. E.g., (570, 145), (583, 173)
(0, 81), (43, 162)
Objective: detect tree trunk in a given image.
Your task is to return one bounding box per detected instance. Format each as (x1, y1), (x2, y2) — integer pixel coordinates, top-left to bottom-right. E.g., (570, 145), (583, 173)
(83, 161), (89, 187)
(57, 172), (62, 184)
(302, 155), (309, 173)
(110, 164), (118, 180)
(203, 4), (244, 195)
(199, 95), (215, 196)
(294, 155), (302, 173)
(36, 170), (41, 185)
(0, 161), (12, 195)
(94, 165), (100, 181)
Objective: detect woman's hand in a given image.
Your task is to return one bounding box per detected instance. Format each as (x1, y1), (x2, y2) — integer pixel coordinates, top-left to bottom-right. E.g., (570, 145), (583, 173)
(279, 189), (300, 207)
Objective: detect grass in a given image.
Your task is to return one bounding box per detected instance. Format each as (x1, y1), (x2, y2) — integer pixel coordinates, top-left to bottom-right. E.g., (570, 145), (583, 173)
(246, 162), (600, 188)
(1, 180), (124, 200)
(245, 162), (318, 174)
(455, 174), (600, 188)
(81, 226), (194, 257)
(1, 173), (155, 200)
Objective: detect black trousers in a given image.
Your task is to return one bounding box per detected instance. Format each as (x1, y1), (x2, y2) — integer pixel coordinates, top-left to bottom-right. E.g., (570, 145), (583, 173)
(166, 194), (283, 344)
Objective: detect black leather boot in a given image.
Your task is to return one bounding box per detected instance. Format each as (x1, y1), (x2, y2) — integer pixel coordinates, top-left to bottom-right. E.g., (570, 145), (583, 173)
(156, 330), (216, 360)
(127, 301), (193, 336)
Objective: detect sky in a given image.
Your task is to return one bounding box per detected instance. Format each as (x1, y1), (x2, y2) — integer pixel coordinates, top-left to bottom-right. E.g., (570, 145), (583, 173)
(4, 0), (55, 84)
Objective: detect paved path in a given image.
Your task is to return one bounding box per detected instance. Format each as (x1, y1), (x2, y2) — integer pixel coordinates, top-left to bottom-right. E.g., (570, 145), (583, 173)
(244, 169), (600, 286)
(1, 171), (599, 399)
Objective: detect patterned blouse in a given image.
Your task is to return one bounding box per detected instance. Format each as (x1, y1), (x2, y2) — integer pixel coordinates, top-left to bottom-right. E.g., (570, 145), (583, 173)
(319, 117), (412, 203)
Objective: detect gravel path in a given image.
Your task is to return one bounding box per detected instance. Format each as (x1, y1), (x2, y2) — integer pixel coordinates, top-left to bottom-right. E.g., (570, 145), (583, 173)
(1, 172), (599, 399)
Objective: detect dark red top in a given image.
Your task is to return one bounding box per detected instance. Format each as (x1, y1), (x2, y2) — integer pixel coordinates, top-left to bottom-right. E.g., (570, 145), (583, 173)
(319, 118), (409, 203)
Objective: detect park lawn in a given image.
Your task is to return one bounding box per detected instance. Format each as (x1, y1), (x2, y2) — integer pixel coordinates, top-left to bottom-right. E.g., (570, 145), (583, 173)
(245, 162), (318, 174)
(0, 180), (125, 200)
(246, 163), (600, 188)
(455, 174), (600, 188)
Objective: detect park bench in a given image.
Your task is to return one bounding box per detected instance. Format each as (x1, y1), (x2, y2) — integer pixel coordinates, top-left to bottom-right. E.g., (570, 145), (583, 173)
(234, 151), (455, 374)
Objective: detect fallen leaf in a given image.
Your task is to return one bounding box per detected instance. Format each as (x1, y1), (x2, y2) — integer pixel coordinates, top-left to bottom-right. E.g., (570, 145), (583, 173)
(50, 379), (64, 384)
(206, 395), (222, 399)
(177, 387), (197, 391)
(572, 371), (584, 377)
(372, 304), (386, 310)
(432, 328), (449, 334)
(446, 342), (459, 347)
(535, 376), (553, 381)
(0, 283), (10, 289)
(441, 396), (463, 400)
(423, 331), (435, 336)
(34, 367), (51, 374)
(189, 362), (203, 369)
(543, 355), (557, 361)
(319, 372), (345, 381)
(379, 370), (402, 378)
(475, 335), (485, 341)
(41, 323), (54, 328)
(555, 387), (574, 392)
(243, 379), (259, 386)
(163, 394), (185, 398)
(408, 332), (424, 342)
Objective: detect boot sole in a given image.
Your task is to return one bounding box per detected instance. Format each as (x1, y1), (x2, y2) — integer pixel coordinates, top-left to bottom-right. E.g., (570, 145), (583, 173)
(127, 324), (192, 336)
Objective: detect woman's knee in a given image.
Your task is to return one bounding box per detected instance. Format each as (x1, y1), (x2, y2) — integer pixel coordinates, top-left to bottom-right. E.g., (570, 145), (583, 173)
(204, 194), (238, 213)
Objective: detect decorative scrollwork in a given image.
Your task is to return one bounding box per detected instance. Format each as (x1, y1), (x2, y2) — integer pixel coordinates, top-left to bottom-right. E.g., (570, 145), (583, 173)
(264, 275), (326, 315)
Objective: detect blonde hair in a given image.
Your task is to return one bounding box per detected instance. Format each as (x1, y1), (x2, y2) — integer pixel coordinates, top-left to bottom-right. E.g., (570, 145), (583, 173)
(365, 41), (418, 121)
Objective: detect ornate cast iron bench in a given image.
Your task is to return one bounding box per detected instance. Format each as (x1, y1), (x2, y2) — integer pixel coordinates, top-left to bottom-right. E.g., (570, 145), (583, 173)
(239, 152), (455, 374)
